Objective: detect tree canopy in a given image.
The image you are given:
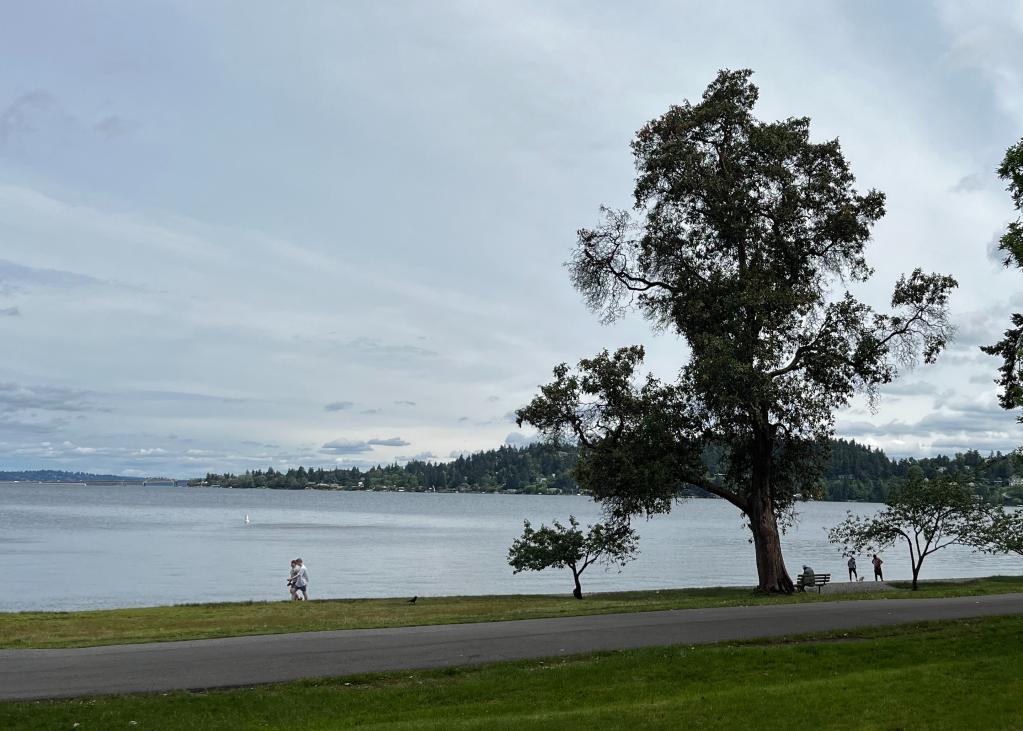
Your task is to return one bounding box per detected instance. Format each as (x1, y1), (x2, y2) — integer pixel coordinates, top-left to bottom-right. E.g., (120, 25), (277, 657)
(507, 516), (639, 599)
(518, 68), (957, 592)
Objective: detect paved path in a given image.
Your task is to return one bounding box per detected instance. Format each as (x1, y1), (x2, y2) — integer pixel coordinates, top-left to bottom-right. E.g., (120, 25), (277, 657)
(3, 593), (1022, 701)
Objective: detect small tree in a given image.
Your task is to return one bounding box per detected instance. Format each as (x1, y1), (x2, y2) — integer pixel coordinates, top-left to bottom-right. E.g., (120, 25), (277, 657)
(508, 516), (638, 599)
(829, 471), (1004, 589)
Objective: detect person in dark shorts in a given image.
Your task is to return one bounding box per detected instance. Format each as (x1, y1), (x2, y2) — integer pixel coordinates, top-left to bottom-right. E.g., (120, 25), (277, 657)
(872, 554), (884, 581)
(287, 559), (300, 600)
(847, 556), (858, 581)
(293, 558), (309, 600)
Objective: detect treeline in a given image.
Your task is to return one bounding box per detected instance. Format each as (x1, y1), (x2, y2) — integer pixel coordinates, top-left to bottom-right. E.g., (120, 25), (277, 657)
(193, 443), (578, 494)
(0, 470), (146, 482)
(193, 439), (1023, 503)
(821, 439), (1021, 503)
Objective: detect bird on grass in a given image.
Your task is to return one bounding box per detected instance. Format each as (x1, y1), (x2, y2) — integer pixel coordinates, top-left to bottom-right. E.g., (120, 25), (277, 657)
(407, 596), (418, 605)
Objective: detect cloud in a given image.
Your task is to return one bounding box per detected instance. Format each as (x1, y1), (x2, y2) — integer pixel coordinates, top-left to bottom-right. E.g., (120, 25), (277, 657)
(367, 436), (410, 447)
(359, 408), (382, 414)
(320, 438), (373, 455)
(0, 90), (67, 147)
(950, 172), (985, 193)
(457, 416), (470, 422)
(396, 451), (438, 462)
(320, 435), (410, 453)
(0, 258), (103, 290)
(324, 400), (355, 411)
(0, 306), (18, 316)
(0, 90), (135, 151)
(394, 400), (417, 407)
(126, 390), (248, 404)
(486, 395), (500, 402)
(93, 115), (137, 140)
(0, 382), (97, 414)
(505, 431), (540, 447)
(879, 380), (938, 397)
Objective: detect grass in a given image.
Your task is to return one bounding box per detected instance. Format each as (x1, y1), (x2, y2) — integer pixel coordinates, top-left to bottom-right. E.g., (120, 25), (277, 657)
(2, 575), (1022, 649)
(3, 614), (1023, 729)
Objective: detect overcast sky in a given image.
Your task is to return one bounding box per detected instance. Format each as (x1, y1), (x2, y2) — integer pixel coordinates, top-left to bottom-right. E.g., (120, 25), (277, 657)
(1, 1), (1022, 477)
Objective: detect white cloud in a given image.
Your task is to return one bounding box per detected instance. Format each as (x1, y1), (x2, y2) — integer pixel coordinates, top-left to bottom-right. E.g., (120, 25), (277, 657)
(1, 3), (1021, 473)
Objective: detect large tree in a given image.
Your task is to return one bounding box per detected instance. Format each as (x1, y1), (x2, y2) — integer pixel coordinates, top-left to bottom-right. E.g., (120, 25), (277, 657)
(981, 138), (1023, 411)
(518, 69), (957, 593)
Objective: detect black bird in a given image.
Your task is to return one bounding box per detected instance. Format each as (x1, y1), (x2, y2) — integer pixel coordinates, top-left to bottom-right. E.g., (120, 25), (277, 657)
(407, 596), (418, 605)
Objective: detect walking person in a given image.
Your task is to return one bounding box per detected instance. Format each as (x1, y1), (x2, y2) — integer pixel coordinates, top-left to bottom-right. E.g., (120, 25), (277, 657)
(872, 554), (884, 581)
(847, 556), (858, 581)
(293, 558), (309, 600)
(287, 559), (300, 601)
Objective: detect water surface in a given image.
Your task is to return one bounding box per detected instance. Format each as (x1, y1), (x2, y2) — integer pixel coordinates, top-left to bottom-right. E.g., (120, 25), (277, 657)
(1, 483), (1019, 611)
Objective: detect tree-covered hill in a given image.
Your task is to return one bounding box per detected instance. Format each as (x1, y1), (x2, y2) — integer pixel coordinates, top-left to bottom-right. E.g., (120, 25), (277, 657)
(194, 439), (1023, 503)
(0, 470), (147, 482)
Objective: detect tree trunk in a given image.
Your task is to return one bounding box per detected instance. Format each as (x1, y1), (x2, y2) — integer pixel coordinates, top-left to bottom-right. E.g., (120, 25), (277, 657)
(911, 564), (920, 591)
(571, 567), (582, 600)
(748, 494), (794, 594)
(748, 431), (794, 594)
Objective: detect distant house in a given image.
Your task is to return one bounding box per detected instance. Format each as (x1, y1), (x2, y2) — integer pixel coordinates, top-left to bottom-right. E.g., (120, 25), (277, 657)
(1010, 476), (1023, 487)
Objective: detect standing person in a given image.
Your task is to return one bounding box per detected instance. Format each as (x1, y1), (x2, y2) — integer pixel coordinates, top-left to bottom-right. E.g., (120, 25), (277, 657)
(872, 554), (884, 581)
(287, 560), (300, 601)
(294, 558), (309, 600)
(847, 556), (858, 581)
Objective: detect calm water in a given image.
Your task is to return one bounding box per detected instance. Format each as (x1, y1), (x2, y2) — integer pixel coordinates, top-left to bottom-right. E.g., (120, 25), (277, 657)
(1, 483), (1020, 611)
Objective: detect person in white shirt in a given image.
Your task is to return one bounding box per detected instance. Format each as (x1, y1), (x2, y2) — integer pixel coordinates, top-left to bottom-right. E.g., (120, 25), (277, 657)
(293, 558), (309, 600)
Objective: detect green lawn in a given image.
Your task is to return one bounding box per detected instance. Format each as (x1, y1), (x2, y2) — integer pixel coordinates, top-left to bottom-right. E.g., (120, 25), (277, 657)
(3, 614), (1023, 729)
(2, 575), (1022, 649)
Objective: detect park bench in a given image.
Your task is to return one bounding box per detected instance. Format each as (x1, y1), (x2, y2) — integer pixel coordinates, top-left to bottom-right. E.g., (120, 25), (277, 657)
(795, 573), (830, 594)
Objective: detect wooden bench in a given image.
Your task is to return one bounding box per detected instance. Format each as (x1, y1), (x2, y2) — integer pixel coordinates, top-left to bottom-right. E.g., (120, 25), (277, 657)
(795, 573), (831, 594)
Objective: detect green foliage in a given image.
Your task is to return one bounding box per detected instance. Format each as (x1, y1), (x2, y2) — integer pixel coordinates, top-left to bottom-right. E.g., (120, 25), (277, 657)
(519, 68), (956, 592)
(192, 443), (579, 494)
(984, 510), (1023, 556)
(982, 137), (1023, 418)
(829, 473), (1007, 588)
(508, 516), (638, 598)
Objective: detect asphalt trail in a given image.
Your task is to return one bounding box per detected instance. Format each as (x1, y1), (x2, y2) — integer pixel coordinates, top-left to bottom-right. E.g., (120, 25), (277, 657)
(3, 593), (1022, 700)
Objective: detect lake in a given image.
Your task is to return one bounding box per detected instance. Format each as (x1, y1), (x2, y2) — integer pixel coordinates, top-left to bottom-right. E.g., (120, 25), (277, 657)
(1, 483), (1019, 612)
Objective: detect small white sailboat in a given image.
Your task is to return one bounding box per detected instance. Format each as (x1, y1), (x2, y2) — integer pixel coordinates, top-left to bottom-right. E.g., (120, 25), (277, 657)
(244, 514), (250, 525)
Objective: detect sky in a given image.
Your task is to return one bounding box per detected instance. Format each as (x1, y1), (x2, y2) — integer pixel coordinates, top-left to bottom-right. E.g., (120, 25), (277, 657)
(1, 1), (1022, 477)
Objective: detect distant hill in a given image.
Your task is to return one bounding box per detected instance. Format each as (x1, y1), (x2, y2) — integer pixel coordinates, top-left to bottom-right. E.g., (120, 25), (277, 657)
(0, 470), (147, 482)
(195, 439), (1023, 504)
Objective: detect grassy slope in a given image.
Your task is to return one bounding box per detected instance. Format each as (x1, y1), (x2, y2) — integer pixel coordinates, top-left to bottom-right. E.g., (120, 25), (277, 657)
(3, 615), (1023, 729)
(2, 576), (1022, 649)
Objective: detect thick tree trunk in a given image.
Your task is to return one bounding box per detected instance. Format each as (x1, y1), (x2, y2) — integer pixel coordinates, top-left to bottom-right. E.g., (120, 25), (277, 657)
(571, 567), (582, 599)
(747, 429), (794, 594)
(749, 499), (794, 593)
